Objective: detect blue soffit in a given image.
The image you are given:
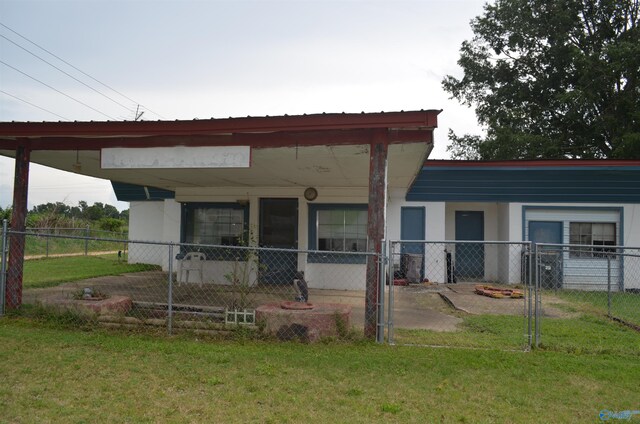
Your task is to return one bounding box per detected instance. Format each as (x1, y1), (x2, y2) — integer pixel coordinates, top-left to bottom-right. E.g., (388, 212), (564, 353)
(406, 163), (640, 203)
(111, 181), (175, 201)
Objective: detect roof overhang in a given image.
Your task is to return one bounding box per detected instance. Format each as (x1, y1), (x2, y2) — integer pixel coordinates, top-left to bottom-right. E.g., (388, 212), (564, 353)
(0, 110), (440, 193)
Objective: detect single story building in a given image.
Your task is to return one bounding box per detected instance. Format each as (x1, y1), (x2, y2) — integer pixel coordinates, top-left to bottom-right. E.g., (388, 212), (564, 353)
(2, 112), (640, 301)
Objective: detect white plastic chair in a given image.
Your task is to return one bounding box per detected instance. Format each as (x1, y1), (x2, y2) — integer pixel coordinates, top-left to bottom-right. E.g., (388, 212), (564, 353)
(178, 252), (206, 286)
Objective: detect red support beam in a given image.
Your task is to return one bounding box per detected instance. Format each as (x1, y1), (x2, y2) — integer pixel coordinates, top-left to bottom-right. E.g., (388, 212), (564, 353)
(364, 129), (388, 339)
(6, 144), (30, 309)
(0, 128), (433, 151)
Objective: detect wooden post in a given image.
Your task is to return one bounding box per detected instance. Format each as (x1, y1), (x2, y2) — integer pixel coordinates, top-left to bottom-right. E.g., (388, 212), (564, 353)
(6, 145), (30, 309)
(365, 130), (388, 338)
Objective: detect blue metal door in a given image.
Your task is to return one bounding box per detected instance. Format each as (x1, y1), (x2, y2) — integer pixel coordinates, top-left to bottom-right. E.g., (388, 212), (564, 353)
(528, 221), (562, 245)
(400, 207), (425, 281)
(455, 211), (484, 280)
(528, 221), (563, 289)
(259, 198), (298, 284)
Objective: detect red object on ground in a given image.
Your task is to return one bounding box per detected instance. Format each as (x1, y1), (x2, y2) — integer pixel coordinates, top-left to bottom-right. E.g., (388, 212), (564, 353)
(256, 302), (351, 342)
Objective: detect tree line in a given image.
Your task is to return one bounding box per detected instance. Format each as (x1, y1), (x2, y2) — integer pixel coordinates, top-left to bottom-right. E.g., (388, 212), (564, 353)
(0, 201), (129, 233)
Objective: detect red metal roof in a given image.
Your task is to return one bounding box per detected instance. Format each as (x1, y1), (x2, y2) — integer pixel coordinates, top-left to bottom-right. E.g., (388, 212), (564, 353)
(424, 159), (640, 168)
(0, 110), (441, 138)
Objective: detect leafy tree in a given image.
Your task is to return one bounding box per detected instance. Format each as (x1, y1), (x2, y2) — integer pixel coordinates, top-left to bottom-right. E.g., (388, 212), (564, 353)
(103, 204), (120, 219)
(98, 217), (126, 232)
(84, 202), (105, 221)
(0, 205), (11, 222)
(443, 0), (640, 159)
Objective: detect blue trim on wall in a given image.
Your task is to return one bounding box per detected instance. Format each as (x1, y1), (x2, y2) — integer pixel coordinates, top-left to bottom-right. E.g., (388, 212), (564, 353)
(308, 203), (368, 264)
(521, 205), (624, 241)
(111, 181), (175, 201)
(521, 205), (626, 290)
(406, 167), (640, 203)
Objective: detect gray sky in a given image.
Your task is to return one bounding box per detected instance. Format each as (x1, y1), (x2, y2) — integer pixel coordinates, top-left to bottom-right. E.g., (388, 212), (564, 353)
(0, 0), (486, 211)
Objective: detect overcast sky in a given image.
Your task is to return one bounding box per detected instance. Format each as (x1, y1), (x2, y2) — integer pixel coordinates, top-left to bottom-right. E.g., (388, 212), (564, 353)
(0, 0), (486, 211)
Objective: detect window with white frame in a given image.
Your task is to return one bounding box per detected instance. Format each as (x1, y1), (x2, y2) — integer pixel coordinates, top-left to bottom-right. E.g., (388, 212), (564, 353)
(569, 222), (616, 258)
(317, 208), (368, 252)
(307, 204), (368, 263)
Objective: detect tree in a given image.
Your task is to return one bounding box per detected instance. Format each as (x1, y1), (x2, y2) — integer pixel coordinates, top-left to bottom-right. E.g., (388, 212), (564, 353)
(443, 0), (640, 159)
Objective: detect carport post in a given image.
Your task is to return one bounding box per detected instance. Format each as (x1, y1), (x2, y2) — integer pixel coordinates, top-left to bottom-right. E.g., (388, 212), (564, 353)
(365, 130), (388, 339)
(6, 144), (30, 309)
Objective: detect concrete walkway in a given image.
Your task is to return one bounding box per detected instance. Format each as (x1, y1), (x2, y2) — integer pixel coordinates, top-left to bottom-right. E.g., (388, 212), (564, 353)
(24, 273), (466, 332)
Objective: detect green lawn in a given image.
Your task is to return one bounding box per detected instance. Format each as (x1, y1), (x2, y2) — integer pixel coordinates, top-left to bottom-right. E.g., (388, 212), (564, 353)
(24, 233), (127, 257)
(550, 289), (640, 326)
(23, 254), (159, 289)
(393, 313), (640, 356)
(0, 318), (638, 423)
(4, 256), (639, 422)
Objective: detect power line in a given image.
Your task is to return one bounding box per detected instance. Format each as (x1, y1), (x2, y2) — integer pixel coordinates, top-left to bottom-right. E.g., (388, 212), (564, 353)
(0, 60), (117, 120)
(0, 89), (71, 121)
(0, 34), (137, 114)
(0, 21), (166, 120)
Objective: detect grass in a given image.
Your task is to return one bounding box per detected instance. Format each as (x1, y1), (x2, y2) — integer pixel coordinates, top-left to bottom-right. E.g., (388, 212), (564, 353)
(550, 289), (640, 326)
(23, 254), (159, 289)
(3, 257), (639, 421)
(393, 313), (640, 355)
(0, 317), (638, 423)
(24, 233), (127, 257)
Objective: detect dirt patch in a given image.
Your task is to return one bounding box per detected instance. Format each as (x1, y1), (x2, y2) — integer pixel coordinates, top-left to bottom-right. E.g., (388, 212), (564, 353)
(439, 283), (580, 318)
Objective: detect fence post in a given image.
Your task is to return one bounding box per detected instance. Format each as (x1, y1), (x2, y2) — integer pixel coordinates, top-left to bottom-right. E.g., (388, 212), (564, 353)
(0, 219), (8, 316)
(84, 225), (89, 256)
(167, 244), (174, 335)
(534, 244), (541, 348)
(46, 234), (49, 258)
(526, 243), (533, 349)
(376, 241), (386, 344)
(387, 240), (395, 344)
(607, 257), (612, 318)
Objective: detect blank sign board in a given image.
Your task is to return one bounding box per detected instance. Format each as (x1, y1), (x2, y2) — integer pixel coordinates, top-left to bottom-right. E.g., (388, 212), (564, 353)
(101, 146), (251, 169)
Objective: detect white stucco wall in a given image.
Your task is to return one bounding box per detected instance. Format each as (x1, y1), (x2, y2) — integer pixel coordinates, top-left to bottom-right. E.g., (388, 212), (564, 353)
(128, 201), (166, 266)
(174, 186), (370, 290)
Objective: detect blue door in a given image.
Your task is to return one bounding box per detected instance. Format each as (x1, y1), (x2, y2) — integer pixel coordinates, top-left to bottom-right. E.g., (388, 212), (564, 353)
(528, 221), (563, 289)
(528, 221), (562, 245)
(455, 211), (484, 280)
(400, 207), (425, 281)
(259, 198), (298, 284)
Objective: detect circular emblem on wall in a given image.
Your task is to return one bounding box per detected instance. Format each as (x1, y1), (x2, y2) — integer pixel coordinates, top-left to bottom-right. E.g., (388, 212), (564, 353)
(304, 187), (318, 201)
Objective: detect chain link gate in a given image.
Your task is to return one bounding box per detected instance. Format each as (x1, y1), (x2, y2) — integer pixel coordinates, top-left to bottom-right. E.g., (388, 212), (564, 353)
(384, 240), (533, 350)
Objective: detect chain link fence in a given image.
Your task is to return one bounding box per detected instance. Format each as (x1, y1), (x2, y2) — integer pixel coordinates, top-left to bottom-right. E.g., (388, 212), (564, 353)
(2, 227), (379, 342)
(23, 227), (128, 259)
(1, 227), (638, 351)
(533, 243), (640, 352)
(386, 241), (532, 350)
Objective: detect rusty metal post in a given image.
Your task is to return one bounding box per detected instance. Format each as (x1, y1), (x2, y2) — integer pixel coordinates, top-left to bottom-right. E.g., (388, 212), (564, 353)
(6, 145), (30, 309)
(365, 130), (388, 338)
